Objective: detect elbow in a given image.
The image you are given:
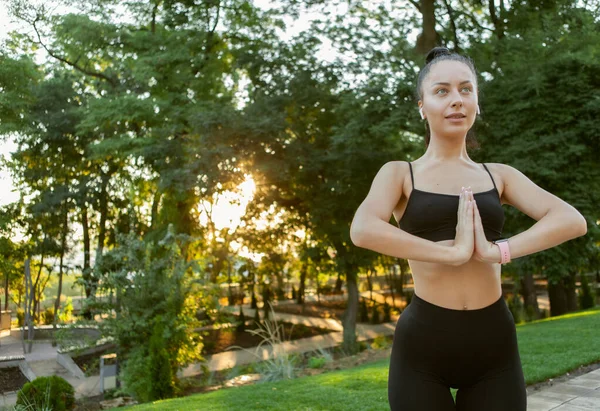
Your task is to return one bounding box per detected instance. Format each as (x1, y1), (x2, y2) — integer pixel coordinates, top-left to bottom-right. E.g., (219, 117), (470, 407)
(576, 216), (588, 237)
(350, 220), (365, 247)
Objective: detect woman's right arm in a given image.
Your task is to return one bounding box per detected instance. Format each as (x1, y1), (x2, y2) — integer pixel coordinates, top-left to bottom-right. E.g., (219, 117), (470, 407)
(350, 161), (470, 266)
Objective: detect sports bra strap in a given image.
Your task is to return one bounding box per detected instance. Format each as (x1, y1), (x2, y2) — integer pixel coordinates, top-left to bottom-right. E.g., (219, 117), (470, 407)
(407, 162), (415, 188)
(481, 163), (497, 191)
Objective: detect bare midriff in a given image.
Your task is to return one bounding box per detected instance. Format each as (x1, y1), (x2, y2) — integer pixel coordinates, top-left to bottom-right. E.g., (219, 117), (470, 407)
(407, 239), (503, 311)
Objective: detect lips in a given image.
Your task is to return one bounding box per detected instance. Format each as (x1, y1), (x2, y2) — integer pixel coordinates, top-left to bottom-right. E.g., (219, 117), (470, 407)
(446, 113), (466, 118)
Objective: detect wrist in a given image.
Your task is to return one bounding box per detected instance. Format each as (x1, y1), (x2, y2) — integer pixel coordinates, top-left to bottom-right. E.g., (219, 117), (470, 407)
(488, 242), (502, 263)
(492, 238), (511, 264)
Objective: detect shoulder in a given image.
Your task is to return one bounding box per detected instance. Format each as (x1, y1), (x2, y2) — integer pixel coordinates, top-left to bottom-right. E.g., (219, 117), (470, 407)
(483, 162), (561, 221)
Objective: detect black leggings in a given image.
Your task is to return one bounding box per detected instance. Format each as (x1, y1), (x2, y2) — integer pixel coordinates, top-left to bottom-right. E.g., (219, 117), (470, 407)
(388, 293), (527, 411)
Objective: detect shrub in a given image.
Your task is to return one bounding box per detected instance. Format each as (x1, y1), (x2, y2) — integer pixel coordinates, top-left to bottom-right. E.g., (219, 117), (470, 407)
(370, 303), (380, 324)
(382, 302), (392, 322)
(236, 306), (246, 332)
(42, 307), (54, 325)
(147, 323), (175, 400)
(17, 376), (75, 411)
(308, 356), (327, 369)
(370, 335), (391, 350)
(121, 347), (152, 402)
(508, 294), (524, 324)
(58, 297), (74, 323)
(17, 308), (24, 327)
(578, 273), (595, 309)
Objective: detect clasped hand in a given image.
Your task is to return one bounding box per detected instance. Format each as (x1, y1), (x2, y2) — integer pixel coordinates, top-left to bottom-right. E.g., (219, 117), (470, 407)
(453, 186), (500, 265)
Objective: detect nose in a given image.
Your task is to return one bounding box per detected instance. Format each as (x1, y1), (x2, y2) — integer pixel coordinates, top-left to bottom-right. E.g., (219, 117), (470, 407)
(451, 96), (463, 108)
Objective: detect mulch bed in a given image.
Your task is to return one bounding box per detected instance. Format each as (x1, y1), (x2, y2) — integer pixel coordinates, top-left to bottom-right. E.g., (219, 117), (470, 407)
(200, 321), (336, 356)
(0, 366), (29, 394)
(72, 351), (103, 377)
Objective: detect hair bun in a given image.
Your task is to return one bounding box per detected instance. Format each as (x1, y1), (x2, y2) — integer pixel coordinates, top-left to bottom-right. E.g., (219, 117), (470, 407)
(425, 47), (451, 65)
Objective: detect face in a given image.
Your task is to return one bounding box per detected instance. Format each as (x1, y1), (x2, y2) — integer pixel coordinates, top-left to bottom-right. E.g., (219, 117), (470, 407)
(418, 60), (478, 138)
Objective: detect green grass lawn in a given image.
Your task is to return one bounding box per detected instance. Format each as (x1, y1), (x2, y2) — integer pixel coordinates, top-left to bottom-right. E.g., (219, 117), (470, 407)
(122, 305), (600, 411)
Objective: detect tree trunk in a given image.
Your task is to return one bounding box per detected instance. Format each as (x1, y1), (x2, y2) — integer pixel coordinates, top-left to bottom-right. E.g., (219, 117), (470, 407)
(416, 0), (439, 55)
(297, 263), (307, 305)
(519, 271), (539, 319)
(366, 268), (373, 301)
(387, 265), (396, 307)
(335, 272), (343, 294)
(53, 209), (68, 338)
(227, 258), (234, 306)
(4, 273), (8, 311)
(398, 258), (407, 296)
(342, 268), (359, 354)
(81, 205), (93, 320)
(566, 271), (578, 312)
(548, 279), (569, 316)
(150, 189), (161, 230)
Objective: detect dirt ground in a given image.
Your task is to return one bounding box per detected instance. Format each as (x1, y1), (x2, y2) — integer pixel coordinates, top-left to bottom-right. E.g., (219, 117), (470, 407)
(0, 366), (29, 394)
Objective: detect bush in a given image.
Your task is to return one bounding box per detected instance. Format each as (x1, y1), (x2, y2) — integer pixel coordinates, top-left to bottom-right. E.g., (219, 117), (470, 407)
(42, 307), (55, 325)
(508, 294), (524, 324)
(58, 297), (74, 323)
(236, 306), (246, 332)
(308, 356), (327, 369)
(147, 323), (175, 400)
(382, 302), (392, 322)
(578, 273), (595, 309)
(17, 308), (24, 327)
(370, 303), (380, 324)
(17, 376), (75, 411)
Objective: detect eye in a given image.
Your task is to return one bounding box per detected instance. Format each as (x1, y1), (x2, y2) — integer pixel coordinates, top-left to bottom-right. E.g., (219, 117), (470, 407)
(461, 87), (473, 93)
(436, 88), (447, 95)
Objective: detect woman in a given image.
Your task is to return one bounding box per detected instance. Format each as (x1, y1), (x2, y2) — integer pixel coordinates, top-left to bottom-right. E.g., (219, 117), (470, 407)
(349, 47), (588, 411)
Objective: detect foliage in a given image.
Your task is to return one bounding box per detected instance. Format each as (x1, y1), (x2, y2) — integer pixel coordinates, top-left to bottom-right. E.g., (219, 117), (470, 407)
(382, 302), (392, 323)
(16, 376), (75, 411)
(147, 322), (175, 400)
(236, 306), (246, 333)
(226, 302), (301, 382)
(370, 302), (380, 324)
(90, 226), (204, 401)
(42, 307), (54, 325)
(508, 294), (525, 324)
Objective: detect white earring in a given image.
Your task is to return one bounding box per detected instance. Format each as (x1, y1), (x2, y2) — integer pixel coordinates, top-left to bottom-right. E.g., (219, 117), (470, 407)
(477, 105), (481, 115)
(419, 108), (425, 120)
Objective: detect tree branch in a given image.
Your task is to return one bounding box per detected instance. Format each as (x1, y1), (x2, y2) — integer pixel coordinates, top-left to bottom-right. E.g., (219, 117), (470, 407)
(407, 0), (421, 13)
(31, 18), (117, 87)
(442, 0), (460, 51)
(453, 9), (494, 33)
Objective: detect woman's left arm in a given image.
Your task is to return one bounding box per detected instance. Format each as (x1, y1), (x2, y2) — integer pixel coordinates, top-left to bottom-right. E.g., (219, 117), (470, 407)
(483, 163), (587, 263)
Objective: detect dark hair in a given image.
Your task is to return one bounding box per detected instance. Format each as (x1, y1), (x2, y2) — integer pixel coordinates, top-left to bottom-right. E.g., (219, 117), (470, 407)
(416, 47), (480, 150)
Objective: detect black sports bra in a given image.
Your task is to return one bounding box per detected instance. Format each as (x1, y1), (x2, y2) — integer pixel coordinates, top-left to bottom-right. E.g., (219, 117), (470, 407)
(397, 162), (505, 242)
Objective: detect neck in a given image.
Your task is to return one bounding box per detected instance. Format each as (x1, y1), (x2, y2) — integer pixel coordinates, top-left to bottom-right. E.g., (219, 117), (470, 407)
(421, 132), (472, 163)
